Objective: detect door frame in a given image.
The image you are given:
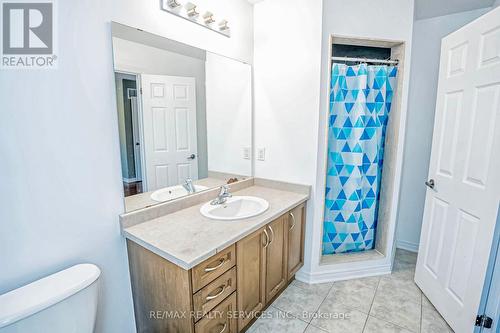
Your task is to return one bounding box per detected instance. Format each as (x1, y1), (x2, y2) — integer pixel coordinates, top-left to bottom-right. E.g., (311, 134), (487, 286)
(475, 205), (500, 332)
(129, 93), (142, 182)
(115, 70), (148, 192)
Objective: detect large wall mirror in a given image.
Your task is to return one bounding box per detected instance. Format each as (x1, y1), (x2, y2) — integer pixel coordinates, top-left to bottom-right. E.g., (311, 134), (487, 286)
(112, 23), (252, 212)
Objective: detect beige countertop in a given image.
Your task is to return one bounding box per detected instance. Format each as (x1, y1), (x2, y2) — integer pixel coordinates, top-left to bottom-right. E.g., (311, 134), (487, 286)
(124, 177), (230, 212)
(123, 185), (309, 270)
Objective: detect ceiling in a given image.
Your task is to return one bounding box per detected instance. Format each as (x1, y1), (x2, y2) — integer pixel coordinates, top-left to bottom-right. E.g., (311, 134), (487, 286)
(246, 0), (496, 20)
(415, 0), (495, 19)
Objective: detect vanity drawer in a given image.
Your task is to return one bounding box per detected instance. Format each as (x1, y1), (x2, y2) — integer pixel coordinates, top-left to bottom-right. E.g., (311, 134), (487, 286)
(192, 245), (236, 292)
(195, 292), (237, 333)
(193, 267), (237, 321)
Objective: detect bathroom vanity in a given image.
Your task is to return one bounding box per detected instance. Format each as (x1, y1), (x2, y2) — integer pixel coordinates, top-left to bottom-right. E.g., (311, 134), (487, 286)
(111, 21), (309, 333)
(121, 181), (309, 332)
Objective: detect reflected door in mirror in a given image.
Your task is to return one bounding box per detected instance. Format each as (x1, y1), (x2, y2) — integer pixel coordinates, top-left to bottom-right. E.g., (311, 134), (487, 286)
(141, 75), (198, 191)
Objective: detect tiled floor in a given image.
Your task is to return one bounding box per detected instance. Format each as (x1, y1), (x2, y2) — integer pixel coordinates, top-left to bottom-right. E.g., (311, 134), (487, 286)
(247, 249), (454, 333)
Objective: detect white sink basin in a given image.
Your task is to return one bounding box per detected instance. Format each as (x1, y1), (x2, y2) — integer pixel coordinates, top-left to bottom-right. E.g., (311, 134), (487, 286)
(151, 185), (208, 202)
(200, 196), (269, 220)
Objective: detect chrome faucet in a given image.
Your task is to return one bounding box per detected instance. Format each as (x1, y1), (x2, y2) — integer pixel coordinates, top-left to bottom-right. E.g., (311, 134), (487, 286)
(210, 185), (232, 205)
(182, 178), (195, 194)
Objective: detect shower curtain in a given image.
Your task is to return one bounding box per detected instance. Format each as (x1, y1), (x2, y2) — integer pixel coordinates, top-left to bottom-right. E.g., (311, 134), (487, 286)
(322, 63), (397, 255)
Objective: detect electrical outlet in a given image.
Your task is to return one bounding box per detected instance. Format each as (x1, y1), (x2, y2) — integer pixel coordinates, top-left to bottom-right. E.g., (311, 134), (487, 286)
(257, 148), (266, 161)
(242, 147), (251, 160)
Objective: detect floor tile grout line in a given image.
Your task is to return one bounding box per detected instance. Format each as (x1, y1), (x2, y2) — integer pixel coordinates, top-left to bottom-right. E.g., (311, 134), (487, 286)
(270, 304), (312, 325)
(302, 281), (337, 331)
(361, 275), (381, 332)
(270, 281), (337, 326)
(364, 259), (421, 333)
(305, 322), (329, 333)
(367, 313), (419, 333)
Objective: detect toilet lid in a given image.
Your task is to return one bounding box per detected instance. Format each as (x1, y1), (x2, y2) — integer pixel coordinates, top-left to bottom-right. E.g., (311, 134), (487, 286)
(0, 263), (100, 328)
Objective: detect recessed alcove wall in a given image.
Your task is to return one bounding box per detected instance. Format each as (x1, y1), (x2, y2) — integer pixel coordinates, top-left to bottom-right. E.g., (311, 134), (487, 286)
(321, 36), (406, 265)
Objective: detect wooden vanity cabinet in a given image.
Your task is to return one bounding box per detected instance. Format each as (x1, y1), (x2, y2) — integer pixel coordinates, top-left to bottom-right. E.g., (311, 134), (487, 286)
(264, 214), (288, 303)
(236, 203), (306, 331)
(126, 203), (306, 333)
(235, 227), (267, 330)
(287, 203), (306, 281)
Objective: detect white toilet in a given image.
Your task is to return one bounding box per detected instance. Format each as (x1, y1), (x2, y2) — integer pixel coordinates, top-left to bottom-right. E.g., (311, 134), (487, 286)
(0, 264), (101, 333)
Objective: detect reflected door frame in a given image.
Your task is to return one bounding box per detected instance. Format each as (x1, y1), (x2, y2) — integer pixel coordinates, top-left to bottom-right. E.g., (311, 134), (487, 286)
(115, 70), (148, 192)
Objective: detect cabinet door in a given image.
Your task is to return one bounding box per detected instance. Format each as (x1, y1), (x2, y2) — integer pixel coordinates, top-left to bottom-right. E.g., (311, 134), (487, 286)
(265, 215), (288, 303)
(287, 204), (305, 281)
(236, 227), (266, 330)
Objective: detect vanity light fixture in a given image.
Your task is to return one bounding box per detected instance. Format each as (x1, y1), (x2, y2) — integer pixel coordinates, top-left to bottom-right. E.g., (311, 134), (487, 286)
(160, 0), (230, 37)
(167, 0), (181, 8)
(218, 19), (229, 31)
(185, 2), (199, 18)
(203, 11), (215, 25)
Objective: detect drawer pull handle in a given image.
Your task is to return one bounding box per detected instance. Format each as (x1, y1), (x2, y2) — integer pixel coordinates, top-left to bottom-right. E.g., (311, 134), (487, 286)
(206, 284), (226, 301)
(204, 258), (226, 272)
(217, 322), (227, 333)
(289, 212), (296, 231)
(268, 225), (275, 244)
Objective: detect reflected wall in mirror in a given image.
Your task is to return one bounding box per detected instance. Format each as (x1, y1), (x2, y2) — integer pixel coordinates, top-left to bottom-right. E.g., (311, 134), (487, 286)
(112, 23), (252, 212)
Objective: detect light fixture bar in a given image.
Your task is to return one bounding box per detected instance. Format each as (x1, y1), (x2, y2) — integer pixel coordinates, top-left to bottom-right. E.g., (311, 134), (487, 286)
(160, 0), (230, 38)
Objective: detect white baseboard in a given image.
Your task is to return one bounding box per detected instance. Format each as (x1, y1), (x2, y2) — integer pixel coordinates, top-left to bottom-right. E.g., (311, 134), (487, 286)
(396, 240), (419, 253)
(295, 263), (392, 284)
(123, 177), (139, 184)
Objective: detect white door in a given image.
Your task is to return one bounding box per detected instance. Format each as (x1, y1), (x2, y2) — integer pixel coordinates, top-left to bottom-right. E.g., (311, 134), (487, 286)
(415, 7), (500, 333)
(140, 74), (198, 191)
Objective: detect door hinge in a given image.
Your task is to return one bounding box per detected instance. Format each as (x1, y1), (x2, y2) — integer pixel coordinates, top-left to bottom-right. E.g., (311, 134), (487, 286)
(139, 87), (143, 94)
(475, 315), (493, 328)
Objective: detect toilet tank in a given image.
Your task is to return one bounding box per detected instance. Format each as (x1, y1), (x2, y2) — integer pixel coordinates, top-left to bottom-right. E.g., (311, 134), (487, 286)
(0, 264), (101, 333)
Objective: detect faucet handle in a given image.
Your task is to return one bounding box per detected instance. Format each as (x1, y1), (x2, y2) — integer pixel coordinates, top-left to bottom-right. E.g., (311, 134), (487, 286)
(219, 184), (229, 194)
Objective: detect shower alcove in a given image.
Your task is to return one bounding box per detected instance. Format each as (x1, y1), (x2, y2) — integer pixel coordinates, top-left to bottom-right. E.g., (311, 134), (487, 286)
(299, 36), (409, 282)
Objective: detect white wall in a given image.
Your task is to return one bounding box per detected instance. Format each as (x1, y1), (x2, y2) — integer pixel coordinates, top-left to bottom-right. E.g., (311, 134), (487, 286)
(253, 0), (323, 184)
(0, 0), (253, 332)
(301, 0), (414, 280)
(396, 8), (490, 252)
(253, 0), (323, 280)
(206, 53), (252, 176)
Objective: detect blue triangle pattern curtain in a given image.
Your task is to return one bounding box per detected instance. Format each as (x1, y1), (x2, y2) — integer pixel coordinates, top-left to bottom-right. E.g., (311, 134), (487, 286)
(322, 63), (398, 255)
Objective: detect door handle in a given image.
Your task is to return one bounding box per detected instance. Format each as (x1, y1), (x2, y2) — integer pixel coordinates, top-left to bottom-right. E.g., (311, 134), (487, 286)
(187, 153), (196, 160)
(425, 179), (435, 189)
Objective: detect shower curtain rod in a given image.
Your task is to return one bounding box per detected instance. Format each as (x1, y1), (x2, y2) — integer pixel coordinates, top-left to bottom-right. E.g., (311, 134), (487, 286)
(331, 56), (399, 65)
